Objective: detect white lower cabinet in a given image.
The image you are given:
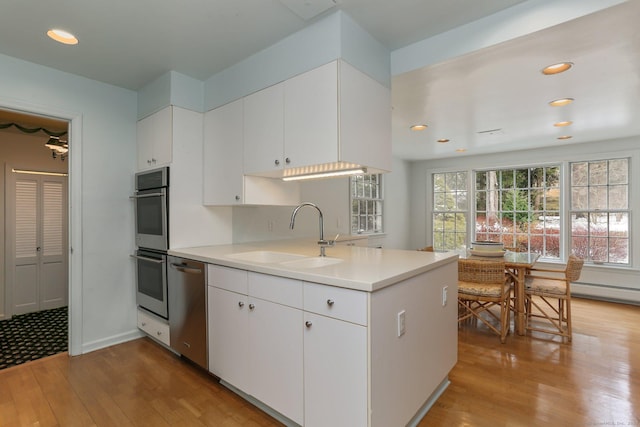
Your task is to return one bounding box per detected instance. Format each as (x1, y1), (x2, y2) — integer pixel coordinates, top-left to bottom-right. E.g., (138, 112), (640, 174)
(137, 308), (170, 346)
(303, 311), (367, 427)
(207, 266), (304, 425)
(208, 263), (369, 426)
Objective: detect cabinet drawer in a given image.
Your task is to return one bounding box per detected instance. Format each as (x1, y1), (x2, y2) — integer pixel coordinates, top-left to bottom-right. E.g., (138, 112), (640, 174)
(137, 308), (170, 346)
(248, 272), (303, 309)
(303, 282), (368, 326)
(208, 264), (248, 294)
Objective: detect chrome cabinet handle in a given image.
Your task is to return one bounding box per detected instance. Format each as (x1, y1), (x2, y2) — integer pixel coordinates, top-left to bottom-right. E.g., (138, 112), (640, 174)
(327, 299), (334, 306)
(249, 303), (255, 310)
(238, 301), (244, 308)
(305, 321), (312, 328)
(129, 192), (166, 199)
(169, 263), (202, 274)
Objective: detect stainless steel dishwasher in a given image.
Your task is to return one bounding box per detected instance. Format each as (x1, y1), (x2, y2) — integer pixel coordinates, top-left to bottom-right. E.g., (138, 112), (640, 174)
(167, 256), (207, 369)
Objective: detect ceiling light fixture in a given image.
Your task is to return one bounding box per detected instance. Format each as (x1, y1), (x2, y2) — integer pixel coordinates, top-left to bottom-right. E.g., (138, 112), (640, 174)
(549, 98), (574, 107)
(45, 136), (69, 161)
(437, 139), (450, 143)
(542, 62), (573, 75)
(455, 148), (466, 153)
(557, 135), (572, 140)
(47, 28), (79, 45)
(554, 121), (573, 127)
(410, 124), (428, 131)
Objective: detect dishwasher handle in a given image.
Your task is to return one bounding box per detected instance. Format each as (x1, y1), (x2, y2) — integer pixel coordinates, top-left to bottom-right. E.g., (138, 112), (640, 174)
(169, 263), (203, 275)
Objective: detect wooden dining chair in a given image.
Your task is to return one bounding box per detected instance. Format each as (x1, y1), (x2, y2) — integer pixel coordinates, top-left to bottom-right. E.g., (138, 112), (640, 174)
(418, 246), (434, 252)
(524, 255), (584, 342)
(457, 259), (513, 343)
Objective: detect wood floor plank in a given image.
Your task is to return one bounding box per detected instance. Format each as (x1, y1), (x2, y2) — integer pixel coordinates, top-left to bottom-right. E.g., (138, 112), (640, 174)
(0, 297), (637, 426)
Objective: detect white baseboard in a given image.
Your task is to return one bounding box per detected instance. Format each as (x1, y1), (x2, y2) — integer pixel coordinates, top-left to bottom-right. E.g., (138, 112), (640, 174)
(573, 283), (640, 305)
(80, 329), (144, 355)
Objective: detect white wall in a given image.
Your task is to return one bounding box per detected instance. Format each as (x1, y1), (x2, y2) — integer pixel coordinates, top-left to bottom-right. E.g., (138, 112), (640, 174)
(409, 136), (640, 303)
(0, 53), (139, 354)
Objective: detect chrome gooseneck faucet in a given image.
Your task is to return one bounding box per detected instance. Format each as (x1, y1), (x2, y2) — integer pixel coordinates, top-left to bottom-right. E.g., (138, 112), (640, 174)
(289, 202), (335, 257)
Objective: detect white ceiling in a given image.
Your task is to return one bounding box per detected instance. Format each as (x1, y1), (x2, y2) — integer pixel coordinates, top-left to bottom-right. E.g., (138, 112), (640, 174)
(1, 0), (638, 161)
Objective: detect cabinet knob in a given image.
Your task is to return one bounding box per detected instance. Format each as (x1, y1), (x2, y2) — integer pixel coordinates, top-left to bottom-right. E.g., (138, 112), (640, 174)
(235, 195), (241, 201)
(249, 303), (255, 310)
(151, 158), (157, 163)
(327, 299), (334, 306)
(147, 159), (152, 165)
(285, 157), (291, 164)
(141, 322), (147, 327)
(238, 301), (244, 308)
(305, 321), (312, 328)
(157, 331), (162, 336)
(274, 159), (280, 166)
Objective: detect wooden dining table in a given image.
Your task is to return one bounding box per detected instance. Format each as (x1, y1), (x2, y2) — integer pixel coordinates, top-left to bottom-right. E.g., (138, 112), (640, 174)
(461, 250), (540, 335)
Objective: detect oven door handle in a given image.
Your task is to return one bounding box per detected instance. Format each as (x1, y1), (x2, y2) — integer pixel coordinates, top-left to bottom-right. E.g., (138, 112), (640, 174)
(129, 192), (165, 199)
(130, 254), (166, 264)
(169, 263), (202, 274)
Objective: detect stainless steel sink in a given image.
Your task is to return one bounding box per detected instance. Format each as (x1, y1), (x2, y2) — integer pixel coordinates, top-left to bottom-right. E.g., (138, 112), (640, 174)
(280, 256), (343, 269)
(226, 251), (307, 263)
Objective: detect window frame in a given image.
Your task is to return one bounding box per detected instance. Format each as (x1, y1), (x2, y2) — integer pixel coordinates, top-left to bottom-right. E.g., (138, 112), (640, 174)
(428, 154), (634, 269)
(350, 173), (384, 235)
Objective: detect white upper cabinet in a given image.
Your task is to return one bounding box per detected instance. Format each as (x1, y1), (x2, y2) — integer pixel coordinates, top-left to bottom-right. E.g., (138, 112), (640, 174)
(136, 106), (172, 171)
(203, 99), (300, 206)
(203, 99), (244, 205)
(243, 60), (391, 178)
(243, 83), (285, 174)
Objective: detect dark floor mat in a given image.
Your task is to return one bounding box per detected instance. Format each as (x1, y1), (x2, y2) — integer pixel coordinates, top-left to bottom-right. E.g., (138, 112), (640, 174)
(0, 306), (68, 370)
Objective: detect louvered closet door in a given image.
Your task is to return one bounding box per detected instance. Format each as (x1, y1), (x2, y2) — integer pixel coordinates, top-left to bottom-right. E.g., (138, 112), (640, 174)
(13, 174), (68, 315)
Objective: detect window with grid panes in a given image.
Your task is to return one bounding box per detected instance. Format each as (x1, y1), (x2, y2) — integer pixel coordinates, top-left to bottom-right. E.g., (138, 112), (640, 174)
(474, 166), (560, 258)
(432, 172), (468, 250)
(570, 158), (630, 265)
(351, 174), (383, 234)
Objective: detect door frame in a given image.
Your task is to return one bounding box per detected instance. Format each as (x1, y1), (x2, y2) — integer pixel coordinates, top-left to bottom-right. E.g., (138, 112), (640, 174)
(1, 99), (82, 356)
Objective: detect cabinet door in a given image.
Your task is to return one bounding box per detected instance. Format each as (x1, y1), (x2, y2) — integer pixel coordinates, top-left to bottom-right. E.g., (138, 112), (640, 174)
(248, 297), (304, 425)
(284, 61), (338, 169)
(207, 287), (250, 393)
(304, 312), (368, 427)
(203, 99), (244, 205)
(243, 83), (285, 175)
(136, 107), (173, 170)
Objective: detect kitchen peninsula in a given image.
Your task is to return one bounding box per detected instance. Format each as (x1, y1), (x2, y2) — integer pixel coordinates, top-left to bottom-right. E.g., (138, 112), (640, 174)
(168, 240), (458, 427)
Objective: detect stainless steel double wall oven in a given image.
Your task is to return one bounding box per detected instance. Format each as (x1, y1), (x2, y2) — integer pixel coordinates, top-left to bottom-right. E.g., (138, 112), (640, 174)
(131, 167), (169, 318)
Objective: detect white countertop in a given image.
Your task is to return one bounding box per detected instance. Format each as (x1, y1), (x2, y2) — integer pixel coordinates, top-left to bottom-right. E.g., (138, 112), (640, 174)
(168, 239), (458, 292)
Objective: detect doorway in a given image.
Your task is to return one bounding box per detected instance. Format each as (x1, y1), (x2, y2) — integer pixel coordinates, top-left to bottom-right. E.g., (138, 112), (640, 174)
(0, 109), (70, 368)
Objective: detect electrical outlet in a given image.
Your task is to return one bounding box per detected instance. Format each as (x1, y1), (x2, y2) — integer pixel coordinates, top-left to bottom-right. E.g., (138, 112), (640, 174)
(442, 286), (448, 306)
(397, 310), (406, 337)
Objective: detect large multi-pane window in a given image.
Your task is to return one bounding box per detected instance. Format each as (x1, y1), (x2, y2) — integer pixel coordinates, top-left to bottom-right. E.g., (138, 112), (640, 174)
(475, 166), (560, 258)
(432, 172), (468, 250)
(432, 159), (632, 267)
(351, 174), (383, 234)
(570, 158), (629, 264)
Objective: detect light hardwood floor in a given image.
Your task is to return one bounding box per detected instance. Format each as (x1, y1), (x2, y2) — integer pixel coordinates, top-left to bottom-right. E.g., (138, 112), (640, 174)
(0, 297), (638, 426)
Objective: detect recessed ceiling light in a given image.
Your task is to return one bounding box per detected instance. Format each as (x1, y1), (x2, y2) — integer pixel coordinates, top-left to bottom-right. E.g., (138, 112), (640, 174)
(549, 98), (574, 107)
(554, 121), (573, 127)
(410, 124), (428, 131)
(542, 62), (573, 75)
(557, 135), (573, 140)
(437, 139), (450, 143)
(47, 28), (78, 45)
(455, 148), (466, 153)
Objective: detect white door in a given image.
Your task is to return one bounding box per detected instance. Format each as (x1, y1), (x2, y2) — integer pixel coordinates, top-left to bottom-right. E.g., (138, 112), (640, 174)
(9, 171), (68, 315)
